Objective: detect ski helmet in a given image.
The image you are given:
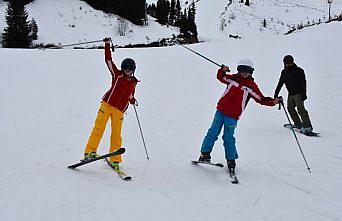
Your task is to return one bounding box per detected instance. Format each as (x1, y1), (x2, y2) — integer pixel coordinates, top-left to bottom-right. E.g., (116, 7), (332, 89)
(237, 58), (254, 74)
(283, 55), (294, 65)
(121, 58), (136, 72)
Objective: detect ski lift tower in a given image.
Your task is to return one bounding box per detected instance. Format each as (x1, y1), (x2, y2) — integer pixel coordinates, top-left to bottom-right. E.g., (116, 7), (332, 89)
(328, 0), (333, 21)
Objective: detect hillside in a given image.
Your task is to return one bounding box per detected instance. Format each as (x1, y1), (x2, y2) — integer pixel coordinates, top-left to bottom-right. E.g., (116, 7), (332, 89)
(1, 20), (342, 220)
(0, 0), (179, 47)
(1, 0), (341, 46)
(194, 0), (342, 40)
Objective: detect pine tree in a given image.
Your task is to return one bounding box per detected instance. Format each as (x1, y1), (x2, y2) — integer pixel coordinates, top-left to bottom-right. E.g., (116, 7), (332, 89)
(176, 0), (181, 22)
(188, 1), (195, 21)
(188, 2), (198, 39)
(179, 8), (188, 36)
(156, 0), (170, 25)
(156, 0), (164, 24)
(29, 17), (38, 40)
(169, 0), (176, 25)
(82, 0), (145, 25)
(2, 0), (32, 48)
(245, 0), (250, 6)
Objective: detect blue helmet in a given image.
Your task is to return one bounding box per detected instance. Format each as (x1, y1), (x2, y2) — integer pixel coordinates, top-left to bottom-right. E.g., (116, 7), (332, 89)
(121, 58), (136, 72)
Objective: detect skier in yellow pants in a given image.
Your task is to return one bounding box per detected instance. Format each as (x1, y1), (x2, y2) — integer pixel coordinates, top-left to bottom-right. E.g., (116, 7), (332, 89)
(85, 102), (124, 163)
(84, 38), (139, 169)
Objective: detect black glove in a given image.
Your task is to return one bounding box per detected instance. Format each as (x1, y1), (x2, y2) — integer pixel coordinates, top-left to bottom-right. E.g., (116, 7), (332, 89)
(220, 64), (230, 73)
(301, 93), (307, 101)
(103, 37), (111, 42)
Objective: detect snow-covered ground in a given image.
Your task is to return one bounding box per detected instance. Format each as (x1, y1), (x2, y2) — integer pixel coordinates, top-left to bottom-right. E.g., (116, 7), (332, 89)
(0, 0), (179, 46)
(1, 20), (342, 220)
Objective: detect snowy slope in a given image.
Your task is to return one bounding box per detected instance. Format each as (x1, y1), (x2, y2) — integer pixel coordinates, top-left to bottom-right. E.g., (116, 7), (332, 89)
(0, 0), (179, 46)
(1, 21), (342, 221)
(195, 0), (342, 40)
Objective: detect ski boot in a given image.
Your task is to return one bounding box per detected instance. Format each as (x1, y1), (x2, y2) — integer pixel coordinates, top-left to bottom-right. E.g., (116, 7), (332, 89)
(301, 126), (313, 133)
(227, 160), (236, 176)
(83, 152), (98, 161)
(110, 161), (120, 171)
(198, 152), (211, 163)
(284, 123), (302, 129)
(301, 127), (314, 136)
(227, 160), (239, 184)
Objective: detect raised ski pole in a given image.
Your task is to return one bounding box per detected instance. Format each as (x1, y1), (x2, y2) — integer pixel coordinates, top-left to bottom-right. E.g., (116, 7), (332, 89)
(45, 39), (103, 49)
(133, 105), (150, 160)
(44, 38), (115, 51)
(178, 44), (222, 67)
(279, 100), (311, 173)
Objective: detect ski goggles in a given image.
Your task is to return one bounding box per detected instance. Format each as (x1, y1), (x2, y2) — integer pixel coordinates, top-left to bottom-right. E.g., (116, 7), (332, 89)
(122, 64), (135, 72)
(237, 65), (254, 74)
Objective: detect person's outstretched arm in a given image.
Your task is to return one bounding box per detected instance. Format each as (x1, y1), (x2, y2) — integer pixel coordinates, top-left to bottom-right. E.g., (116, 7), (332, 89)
(104, 39), (120, 78)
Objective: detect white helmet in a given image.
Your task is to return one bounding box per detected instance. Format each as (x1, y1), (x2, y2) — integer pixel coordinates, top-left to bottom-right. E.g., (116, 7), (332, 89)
(237, 58), (254, 74)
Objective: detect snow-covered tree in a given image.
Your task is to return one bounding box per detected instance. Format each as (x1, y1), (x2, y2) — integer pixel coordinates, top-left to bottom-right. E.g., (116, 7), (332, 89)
(29, 18), (38, 40)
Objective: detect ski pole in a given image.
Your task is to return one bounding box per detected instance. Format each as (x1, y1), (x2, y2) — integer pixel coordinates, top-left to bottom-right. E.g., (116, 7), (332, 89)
(279, 101), (311, 173)
(133, 104), (150, 160)
(178, 44), (222, 67)
(45, 39), (103, 49)
(44, 38), (115, 51)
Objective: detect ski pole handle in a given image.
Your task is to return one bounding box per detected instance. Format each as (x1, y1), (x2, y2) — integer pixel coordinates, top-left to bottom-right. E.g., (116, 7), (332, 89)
(110, 39), (115, 52)
(277, 96), (283, 110)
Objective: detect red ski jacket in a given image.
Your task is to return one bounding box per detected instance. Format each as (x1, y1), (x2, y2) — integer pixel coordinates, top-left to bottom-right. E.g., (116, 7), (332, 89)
(102, 43), (138, 113)
(216, 69), (275, 120)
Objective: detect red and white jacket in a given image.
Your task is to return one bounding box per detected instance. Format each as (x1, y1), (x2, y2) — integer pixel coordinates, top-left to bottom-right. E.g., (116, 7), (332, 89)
(102, 43), (138, 113)
(216, 69), (275, 120)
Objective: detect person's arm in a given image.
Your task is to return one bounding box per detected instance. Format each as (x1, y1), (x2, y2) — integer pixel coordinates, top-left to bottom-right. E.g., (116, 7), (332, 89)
(274, 71), (285, 98)
(300, 68), (307, 101)
(104, 39), (120, 78)
(129, 88), (137, 105)
(250, 83), (278, 106)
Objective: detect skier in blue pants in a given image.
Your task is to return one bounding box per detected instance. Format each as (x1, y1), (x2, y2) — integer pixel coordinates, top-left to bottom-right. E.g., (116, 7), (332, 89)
(198, 60), (280, 175)
(201, 110), (238, 161)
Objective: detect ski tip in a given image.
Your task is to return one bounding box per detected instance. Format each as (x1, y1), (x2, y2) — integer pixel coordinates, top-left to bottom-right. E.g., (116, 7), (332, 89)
(231, 180), (239, 184)
(117, 147), (126, 154)
(215, 163), (224, 167)
(124, 176), (132, 181)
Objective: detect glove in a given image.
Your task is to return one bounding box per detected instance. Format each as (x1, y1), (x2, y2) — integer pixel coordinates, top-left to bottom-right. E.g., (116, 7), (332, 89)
(277, 96), (283, 102)
(103, 37), (111, 42)
(221, 64), (230, 73)
(301, 93), (307, 101)
(129, 98), (138, 106)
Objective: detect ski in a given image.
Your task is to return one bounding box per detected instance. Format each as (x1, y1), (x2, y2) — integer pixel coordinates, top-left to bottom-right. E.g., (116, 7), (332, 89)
(192, 160), (239, 184)
(105, 158), (132, 181)
(283, 124), (320, 137)
(191, 160), (224, 168)
(68, 148), (125, 169)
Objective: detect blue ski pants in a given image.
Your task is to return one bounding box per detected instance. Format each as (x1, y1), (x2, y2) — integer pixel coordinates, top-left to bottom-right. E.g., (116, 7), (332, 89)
(200, 110), (238, 160)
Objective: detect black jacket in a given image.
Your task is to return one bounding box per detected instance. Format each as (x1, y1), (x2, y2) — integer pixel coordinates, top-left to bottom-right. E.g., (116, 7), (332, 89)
(274, 63), (307, 100)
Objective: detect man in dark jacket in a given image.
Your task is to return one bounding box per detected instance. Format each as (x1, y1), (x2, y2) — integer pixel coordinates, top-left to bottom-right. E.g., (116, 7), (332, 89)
(274, 55), (313, 133)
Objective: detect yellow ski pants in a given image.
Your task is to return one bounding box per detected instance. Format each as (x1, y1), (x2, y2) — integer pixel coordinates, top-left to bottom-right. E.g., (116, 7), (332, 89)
(85, 102), (124, 162)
